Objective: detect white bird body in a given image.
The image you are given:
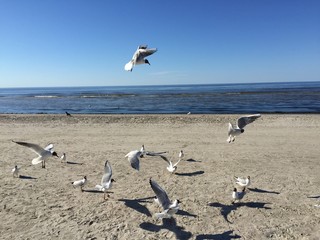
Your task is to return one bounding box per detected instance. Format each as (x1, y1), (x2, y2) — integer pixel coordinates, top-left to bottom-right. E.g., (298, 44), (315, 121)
(72, 176), (87, 191)
(95, 160), (115, 200)
(160, 155), (181, 173)
(234, 176), (251, 187)
(13, 141), (59, 168)
(12, 165), (19, 178)
(227, 114), (261, 143)
(125, 45), (157, 71)
(125, 150), (143, 171)
(149, 178), (180, 219)
(232, 188), (246, 203)
(125, 147), (167, 171)
(60, 153), (66, 163)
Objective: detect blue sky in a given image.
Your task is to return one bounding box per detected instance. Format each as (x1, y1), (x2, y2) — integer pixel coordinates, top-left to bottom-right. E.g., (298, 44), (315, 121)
(0, 0), (319, 87)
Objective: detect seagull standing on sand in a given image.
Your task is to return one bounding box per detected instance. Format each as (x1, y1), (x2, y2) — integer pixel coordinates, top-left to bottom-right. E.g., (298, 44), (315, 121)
(60, 153), (66, 163)
(234, 176), (251, 188)
(95, 160), (115, 200)
(12, 141), (59, 168)
(124, 45), (157, 72)
(232, 188), (246, 204)
(12, 165), (19, 178)
(227, 114), (261, 143)
(72, 176), (87, 192)
(149, 178), (180, 219)
(179, 150), (184, 159)
(159, 155), (182, 174)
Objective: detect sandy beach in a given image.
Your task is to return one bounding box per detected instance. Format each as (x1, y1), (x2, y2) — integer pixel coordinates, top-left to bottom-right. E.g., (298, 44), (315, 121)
(0, 114), (319, 240)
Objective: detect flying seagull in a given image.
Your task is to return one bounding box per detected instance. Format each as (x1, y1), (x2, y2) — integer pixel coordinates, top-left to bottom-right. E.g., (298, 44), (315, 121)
(125, 147), (166, 171)
(149, 178), (180, 219)
(12, 141), (59, 168)
(159, 155), (182, 174)
(124, 45), (157, 72)
(72, 176), (87, 192)
(95, 160), (115, 200)
(227, 114), (261, 143)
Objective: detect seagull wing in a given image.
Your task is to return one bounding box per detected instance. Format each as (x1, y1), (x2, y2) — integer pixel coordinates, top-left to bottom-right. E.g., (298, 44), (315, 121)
(13, 141), (44, 156)
(237, 114), (261, 129)
(145, 151), (167, 156)
(138, 48), (157, 59)
(234, 176), (246, 185)
(126, 151), (140, 171)
(173, 158), (181, 168)
(149, 178), (171, 210)
(101, 160), (112, 185)
(44, 143), (54, 151)
(158, 155), (171, 166)
(228, 123), (234, 135)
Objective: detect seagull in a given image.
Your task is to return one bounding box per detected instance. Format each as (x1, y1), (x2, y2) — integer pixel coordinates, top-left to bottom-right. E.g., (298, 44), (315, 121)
(234, 176), (251, 187)
(95, 160), (115, 200)
(125, 148), (167, 171)
(232, 188), (246, 204)
(12, 141), (59, 168)
(179, 150), (184, 159)
(11, 165), (19, 178)
(227, 114), (261, 143)
(149, 178), (180, 219)
(159, 155), (181, 174)
(124, 45), (157, 72)
(72, 176), (87, 192)
(60, 153), (66, 163)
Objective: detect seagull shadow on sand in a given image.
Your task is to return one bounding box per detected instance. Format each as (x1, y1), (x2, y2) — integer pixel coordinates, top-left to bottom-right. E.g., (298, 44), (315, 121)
(140, 218), (192, 239)
(307, 195), (320, 199)
(19, 175), (37, 180)
(83, 189), (114, 194)
(175, 170), (205, 177)
(196, 230), (241, 240)
(248, 187), (280, 194)
(185, 158), (202, 163)
(176, 209), (197, 218)
(118, 197), (153, 217)
(66, 161), (83, 165)
(209, 201), (271, 223)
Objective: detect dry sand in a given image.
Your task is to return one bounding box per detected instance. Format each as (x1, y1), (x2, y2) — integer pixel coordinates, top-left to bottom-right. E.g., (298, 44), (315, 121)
(0, 114), (319, 240)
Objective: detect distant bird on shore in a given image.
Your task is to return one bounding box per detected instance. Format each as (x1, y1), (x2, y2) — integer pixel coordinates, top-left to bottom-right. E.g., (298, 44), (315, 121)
(95, 160), (115, 200)
(227, 114), (261, 143)
(12, 141), (59, 168)
(11, 165), (19, 178)
(124, 45), (157, 72)
(149, 178), (180, 219)
(65, 111), (72, 117)
(60, 153), (66, 163)
(179, 150), (184, 159)
(232, 188), (246, 204)
(72, 176), (87, 192)
(234, 176), (251, 187)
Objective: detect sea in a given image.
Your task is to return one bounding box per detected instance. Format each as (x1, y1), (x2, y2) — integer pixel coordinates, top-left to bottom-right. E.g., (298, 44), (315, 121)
(0, 81), (319, 114)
